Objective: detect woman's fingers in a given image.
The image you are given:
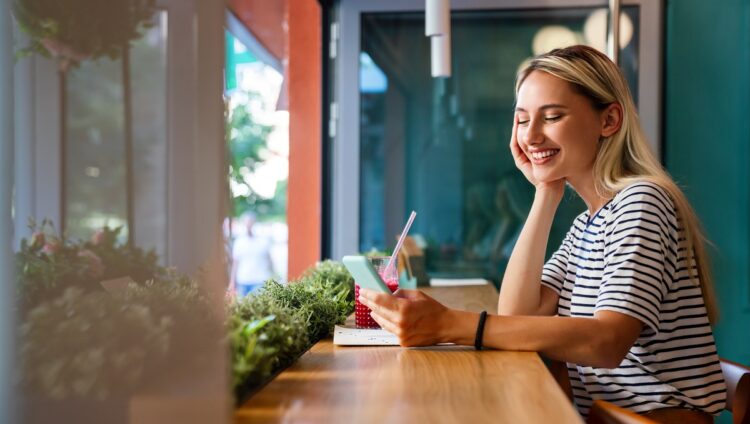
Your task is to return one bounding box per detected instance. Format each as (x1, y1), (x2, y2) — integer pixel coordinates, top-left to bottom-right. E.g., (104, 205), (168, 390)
(370, 311), (400, 335)
(359, 289), (404, 324)
(392, 288), (423, 300)
(361, 288), (450, 347)
(508, 117), (527, 163)
(509, 119), (520, 155)
(508, 115), (538, 186)
(359, 288), (397, 305)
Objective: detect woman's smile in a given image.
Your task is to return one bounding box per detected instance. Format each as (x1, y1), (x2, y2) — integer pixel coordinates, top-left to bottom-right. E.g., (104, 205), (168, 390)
(527, 148), (560, 165)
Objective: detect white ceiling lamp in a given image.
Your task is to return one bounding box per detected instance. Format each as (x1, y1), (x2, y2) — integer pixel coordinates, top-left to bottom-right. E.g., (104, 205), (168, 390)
(583, 8), (633, 54)
(425, 0), (449, 36)
(531, 25), (579, 56)
(426, 0), (451, 78)
(431, 34), (451, 78)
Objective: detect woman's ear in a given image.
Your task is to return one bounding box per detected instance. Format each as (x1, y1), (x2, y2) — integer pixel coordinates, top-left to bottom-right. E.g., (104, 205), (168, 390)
(600, 103), (623, 138)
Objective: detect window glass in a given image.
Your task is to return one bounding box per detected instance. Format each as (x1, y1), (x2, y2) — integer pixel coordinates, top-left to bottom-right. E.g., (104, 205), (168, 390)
(359, 7), (640, 282)
(65, 11), (168, 259)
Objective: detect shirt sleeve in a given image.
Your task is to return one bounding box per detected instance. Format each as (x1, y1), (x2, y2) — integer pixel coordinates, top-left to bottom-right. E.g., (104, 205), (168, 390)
(541, 225), (577, 295)
(596, 184), (674, 336)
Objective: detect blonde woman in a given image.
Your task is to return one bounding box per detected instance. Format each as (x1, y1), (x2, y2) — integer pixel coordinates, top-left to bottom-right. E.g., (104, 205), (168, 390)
(359, 45), (726, 422)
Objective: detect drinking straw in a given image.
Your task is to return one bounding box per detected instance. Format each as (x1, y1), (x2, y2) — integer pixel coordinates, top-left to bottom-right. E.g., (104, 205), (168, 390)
(385, 210), (417, 276)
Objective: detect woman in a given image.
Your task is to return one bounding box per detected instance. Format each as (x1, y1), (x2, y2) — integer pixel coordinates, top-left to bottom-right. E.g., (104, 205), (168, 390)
(358, 45), (726, 422)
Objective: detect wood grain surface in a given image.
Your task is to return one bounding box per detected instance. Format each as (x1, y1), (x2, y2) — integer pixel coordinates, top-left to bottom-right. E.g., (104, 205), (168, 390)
(236, 340), (582, 423)
(236, 284), (582, 423)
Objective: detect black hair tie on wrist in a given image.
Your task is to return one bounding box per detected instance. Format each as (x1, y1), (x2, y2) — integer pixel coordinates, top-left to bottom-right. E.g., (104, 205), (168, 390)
(474, 310), (488, 351)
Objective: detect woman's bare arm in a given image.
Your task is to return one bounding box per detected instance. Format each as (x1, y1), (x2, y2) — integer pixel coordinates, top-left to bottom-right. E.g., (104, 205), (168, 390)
(359, 289), (643, 369)
(498, 190), (562, 316)
(444, 309), (643, 368)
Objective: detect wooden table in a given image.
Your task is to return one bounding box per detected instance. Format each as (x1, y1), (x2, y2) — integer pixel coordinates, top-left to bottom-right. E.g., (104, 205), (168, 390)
(236, 284), (583, 424)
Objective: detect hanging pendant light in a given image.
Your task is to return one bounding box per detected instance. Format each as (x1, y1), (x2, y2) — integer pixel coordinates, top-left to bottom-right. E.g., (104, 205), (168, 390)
(426, 0), (451, 78)
(425, 0), (449, 36)
(430, 33), (451, 78)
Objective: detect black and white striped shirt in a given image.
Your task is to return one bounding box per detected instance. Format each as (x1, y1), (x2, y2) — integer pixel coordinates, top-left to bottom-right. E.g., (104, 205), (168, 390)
(541, 181), (726, 417)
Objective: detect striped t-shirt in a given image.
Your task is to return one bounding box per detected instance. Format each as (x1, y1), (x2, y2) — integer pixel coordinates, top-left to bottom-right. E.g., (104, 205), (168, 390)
(540, 181), (726, 417)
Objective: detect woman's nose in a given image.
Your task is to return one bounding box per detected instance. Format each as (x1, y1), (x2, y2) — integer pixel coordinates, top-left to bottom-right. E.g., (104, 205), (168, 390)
(522, 120), (544, 145)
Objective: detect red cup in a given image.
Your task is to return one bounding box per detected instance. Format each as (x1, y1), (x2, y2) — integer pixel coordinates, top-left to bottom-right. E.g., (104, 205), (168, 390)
(354, 256), (399, 329)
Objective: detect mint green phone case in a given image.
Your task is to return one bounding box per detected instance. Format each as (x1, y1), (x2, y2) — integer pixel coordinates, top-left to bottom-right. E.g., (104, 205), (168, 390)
(342, 255), (391, 293)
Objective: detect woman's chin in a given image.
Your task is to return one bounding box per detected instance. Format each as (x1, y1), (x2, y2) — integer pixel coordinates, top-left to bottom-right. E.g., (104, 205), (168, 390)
(533, 170), (562, 184)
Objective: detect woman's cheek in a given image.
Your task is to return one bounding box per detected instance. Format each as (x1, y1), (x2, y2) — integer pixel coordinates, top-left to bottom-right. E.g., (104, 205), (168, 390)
(516, 131), (528, 154)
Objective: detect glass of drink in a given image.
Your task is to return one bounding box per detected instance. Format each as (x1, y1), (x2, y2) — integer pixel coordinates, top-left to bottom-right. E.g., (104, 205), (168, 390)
(354, 256), (399, 329)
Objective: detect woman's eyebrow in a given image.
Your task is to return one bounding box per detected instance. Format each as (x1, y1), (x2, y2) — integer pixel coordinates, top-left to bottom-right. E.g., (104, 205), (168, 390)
(514, 104), (569, 112)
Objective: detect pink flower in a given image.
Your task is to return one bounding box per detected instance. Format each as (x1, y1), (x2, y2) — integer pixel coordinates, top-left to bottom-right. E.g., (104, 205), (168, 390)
(41, 240), (61, 255)
(77, 249), (105, 279)
(91, 229), (106, 246)
(30, 232), (46, 250)
(39, 38), (91, 62)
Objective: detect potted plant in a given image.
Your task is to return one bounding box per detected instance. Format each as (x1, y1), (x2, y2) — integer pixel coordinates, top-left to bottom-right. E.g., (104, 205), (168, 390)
(12, 0), (157, 71)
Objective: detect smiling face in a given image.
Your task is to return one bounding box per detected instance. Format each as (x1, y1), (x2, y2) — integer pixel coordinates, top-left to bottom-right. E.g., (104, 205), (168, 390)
(515, 70), (606, 186)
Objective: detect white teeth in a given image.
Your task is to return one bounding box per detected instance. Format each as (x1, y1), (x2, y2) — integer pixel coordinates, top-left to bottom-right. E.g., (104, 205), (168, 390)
(530, 150), (559, 160)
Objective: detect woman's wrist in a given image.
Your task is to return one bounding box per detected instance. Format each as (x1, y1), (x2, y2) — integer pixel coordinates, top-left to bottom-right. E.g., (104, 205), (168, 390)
(441, 309), (482, 346)
(534, 187), (562, 205)
(534, 180), (565, 206)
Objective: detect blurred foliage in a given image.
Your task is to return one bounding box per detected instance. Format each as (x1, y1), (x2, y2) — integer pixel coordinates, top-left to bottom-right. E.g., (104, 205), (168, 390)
(226, 97), (286, 220)
(20, 286), (172, 400)
(16, 222), (221, 401)
(13, 0), (156, 68)
(16, 219), (162, 307)
(16, 224), (354, 404)
(12, 0), (156, 70)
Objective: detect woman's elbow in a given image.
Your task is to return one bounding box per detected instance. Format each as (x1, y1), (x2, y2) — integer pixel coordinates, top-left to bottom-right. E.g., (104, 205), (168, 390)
(590, 335), (630, 369)
(497, 303), (537, 316)
(497, 298), (519, 316)
(594, 352), (627, 369)
(497, 302), (515, 316)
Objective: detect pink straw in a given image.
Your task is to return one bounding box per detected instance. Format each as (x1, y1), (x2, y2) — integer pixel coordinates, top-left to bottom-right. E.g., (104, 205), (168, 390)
(386, 210), (417, 276)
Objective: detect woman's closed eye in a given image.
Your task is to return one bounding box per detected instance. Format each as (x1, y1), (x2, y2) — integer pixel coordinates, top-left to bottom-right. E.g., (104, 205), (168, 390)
(516, 115), (563, 126)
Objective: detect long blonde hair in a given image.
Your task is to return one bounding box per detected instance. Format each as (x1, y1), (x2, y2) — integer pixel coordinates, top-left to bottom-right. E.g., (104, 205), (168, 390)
(516, 45), (717, 323)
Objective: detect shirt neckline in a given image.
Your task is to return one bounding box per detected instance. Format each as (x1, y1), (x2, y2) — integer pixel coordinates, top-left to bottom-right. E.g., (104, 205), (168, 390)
(585, 198), (614, 226)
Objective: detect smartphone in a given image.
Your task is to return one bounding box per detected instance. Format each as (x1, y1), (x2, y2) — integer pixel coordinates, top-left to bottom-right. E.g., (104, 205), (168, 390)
(342, 255), (392, 294)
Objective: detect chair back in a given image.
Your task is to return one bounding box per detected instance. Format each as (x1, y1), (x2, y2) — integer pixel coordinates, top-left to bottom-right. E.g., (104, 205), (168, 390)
(587, 400), (658, 424)
(721, 357), (750, 424)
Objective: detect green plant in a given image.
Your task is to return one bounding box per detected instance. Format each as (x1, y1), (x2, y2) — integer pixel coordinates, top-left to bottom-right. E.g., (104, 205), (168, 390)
(16, 222), (224, 400)
(15, 220), (163, 306)
(20, 287), (172, 400)
(228, 261), (355, 401)
(300, 260), (355, 314)
(258, 280), (346, 342)
(12, 0), (157, 70)
(119, 272), (222, 362)
(228, 294), (309, 396)
(19, 274), (222, 401)
(15, 221), (358, 405)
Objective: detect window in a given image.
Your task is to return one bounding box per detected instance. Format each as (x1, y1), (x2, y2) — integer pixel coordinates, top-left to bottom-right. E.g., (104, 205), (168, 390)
(330, 0), (661, 283)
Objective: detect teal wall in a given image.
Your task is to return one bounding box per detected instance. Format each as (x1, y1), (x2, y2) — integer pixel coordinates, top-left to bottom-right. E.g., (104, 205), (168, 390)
(666, 3), (749, 421)
(665, 0), (750, 364)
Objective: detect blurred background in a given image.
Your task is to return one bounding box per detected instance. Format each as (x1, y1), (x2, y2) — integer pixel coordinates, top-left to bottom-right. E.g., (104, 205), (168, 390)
(1, 0), (749, 423)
